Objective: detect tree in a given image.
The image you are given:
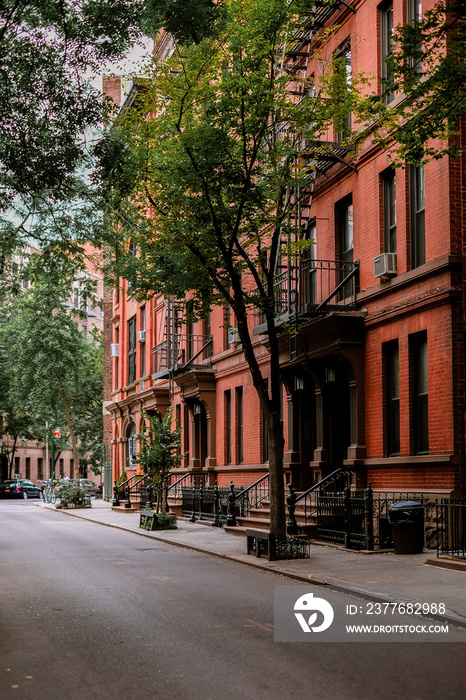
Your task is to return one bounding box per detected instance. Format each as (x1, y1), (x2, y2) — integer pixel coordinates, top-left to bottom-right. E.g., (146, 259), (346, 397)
(0, 1), (146, 209)
(97, 0), (361, 539)
(0, 253), (103, 479)
(135, 409), (182, 512)
(360, 0), (466, 163)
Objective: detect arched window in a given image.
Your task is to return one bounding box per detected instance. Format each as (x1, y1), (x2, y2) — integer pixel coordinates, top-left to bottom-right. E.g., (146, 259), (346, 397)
(127, 423), (137, 468)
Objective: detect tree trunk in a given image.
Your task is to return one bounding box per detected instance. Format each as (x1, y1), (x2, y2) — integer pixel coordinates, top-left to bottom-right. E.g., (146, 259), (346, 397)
(267, 410), (286, 540)
(8, 435), (18, 479)
(62, 389), (81, 478)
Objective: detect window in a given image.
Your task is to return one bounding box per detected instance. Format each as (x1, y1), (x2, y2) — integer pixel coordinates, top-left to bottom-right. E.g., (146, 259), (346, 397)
(236, 387), (243, 464)
(128, 424), (137, 467)
(128, 316), (136, 385)
(176, 404), (182, 459)
(184, 404), (190, 467)
(303, 222), (317, 306)
(185, 300), (194, 362)
(25, 457), (31, 480)
(382, 168), (397, 253)
(204, 309), (212, 359)
(70, 459), (74, 479)
(385, 341), (400, 456)
(224, 306), (231, 350)
(410, 165), (425, 267)
(14, 456), (20, 475)
(336, 197), (354, 299)
(225, 390), (232, 465)
(37, 457), (43, 481)
(114, 326), (119, 390)
(380, 2), (395, 103)
(406, 0), (423, 74)
(411, 331), (428, 454)
(59, 458), (64, 478)
(140, 306), (146, 378)
(262, 380), (269, 463)
(334, 39), (352, 142)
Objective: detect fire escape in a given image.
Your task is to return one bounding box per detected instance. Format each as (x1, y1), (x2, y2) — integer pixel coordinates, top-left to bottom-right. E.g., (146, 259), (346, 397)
(263, 1), (359, 360)
(152, 298), (213, 385)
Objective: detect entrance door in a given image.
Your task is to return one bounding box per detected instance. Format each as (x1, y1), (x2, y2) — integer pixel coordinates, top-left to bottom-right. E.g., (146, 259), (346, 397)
(322, 368), (350, 475)
(297, 379), (317, 489)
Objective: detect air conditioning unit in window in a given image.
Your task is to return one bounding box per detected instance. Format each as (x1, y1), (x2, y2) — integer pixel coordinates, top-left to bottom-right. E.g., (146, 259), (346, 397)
(374, 252), (397, 279)
(228, 328), (241, 345)
(110, 343), (119, 357)
(137, 330), (146, 342)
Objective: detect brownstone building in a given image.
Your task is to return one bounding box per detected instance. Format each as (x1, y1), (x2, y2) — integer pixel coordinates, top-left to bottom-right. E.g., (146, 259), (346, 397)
(105, 1), (465, 516)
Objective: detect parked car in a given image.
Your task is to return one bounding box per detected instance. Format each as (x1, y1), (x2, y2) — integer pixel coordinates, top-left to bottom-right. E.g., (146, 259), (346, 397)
(57, 478), (101, 497)
(0, 479), (43, 500)
(78, 479), (102, 497)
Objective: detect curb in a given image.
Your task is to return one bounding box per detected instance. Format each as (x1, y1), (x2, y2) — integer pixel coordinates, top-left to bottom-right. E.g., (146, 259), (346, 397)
(38, 503), (466, 630)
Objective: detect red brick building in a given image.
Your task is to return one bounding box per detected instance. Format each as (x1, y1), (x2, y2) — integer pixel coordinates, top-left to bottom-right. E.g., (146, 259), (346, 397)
(105, 1), (465, 504)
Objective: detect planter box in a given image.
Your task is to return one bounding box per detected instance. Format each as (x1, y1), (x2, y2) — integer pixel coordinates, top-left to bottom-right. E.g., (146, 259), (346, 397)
(139, 511), (177, 531)
(246, 529), (310, 561)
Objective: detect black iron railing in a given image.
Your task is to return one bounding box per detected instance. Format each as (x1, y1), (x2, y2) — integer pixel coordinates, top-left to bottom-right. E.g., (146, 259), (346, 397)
(295, 468), (352, 523)
(152, 334), (212, 376)
(436, 500), (466, 559)
(112, 473), (147, 508)
(316, 485), (373, 550)
(271, 259), (358, 320)
(181, 483), (243, 525)
(174, 474), (269, 525)
(165, 472), (206, 505)
(235, 473), (270, 517)
(305, 485), (450, 551)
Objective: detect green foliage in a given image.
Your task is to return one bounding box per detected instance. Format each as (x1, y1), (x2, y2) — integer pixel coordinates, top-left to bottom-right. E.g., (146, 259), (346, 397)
(0, 253), (103, 475)
(117, 470), (128, 486)
(142, 0), (225, 44)
(359, 0), (466, 163)
(0, 0), (147, 211)
(135, 409), (182, 511)
(153, 510), (177, 529)
(56, 481), (91, 509)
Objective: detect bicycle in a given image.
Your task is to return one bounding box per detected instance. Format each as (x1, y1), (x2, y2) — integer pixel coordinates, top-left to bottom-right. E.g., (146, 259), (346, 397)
(41, 480), (57, 504)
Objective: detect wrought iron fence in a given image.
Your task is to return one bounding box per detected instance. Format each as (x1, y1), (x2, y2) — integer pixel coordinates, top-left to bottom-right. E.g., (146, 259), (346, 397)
(295, 468), (353, 523)
(165, 472), (206, 505)
(316, 487), (373, 550)
(181, 484), (243, 525)
(436, 501), (466, 559)
(313, 488), (451, 551)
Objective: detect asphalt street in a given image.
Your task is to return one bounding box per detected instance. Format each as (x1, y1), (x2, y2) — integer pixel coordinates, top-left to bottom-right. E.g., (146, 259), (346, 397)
(1, 500), (465, 700)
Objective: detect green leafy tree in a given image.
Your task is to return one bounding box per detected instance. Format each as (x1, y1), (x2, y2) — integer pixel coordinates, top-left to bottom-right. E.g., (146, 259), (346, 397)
(97, 0), (363, 538)
(360, 0), (466, 163)
(135, 410), (182, 512)
(0, 254), (103, 479)
(0, 0), (146, 211)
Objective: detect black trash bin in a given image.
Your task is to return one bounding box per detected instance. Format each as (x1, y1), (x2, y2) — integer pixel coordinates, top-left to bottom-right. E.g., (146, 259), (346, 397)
(388, 501), (425, 554)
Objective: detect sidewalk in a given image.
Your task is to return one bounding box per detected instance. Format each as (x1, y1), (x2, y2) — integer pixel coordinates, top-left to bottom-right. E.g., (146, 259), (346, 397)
(38, 498), (466, 628)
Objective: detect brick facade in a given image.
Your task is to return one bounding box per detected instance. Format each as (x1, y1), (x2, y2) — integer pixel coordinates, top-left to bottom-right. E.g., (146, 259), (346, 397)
(105, 4), (465, 496)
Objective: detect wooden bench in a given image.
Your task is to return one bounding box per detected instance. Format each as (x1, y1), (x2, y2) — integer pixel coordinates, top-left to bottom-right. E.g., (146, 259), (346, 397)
(246, 528), (276, 561)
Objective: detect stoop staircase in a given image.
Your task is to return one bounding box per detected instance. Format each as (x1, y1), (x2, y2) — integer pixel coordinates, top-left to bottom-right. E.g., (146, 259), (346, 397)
(223, 494), (318, 538)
